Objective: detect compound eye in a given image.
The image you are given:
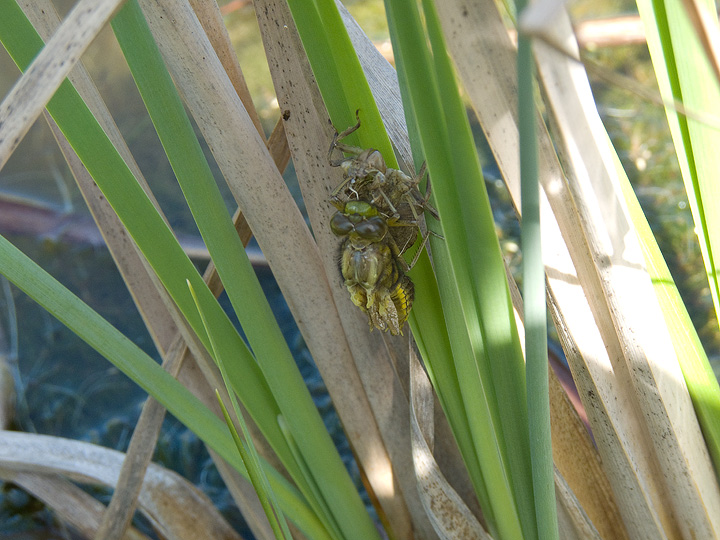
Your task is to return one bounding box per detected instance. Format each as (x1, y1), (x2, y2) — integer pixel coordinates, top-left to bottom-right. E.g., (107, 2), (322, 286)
(330, 212), (354, 236)
(355, 216), (387, 240)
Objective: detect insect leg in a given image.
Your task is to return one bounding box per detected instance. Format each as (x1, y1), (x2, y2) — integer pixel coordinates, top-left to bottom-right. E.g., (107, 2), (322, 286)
(406, 230), (431, 270)
(337, 109), (362, 141)
(415, 167), (440, 220)
(328, 110), (364, 164)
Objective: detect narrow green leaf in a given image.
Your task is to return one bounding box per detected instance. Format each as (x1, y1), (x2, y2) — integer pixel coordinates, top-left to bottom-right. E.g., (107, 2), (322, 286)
(277, 415), (344, 540)
(188, 279), (293, 540)
(216, 395), (294, 540)
(648, 0), (720, 324)
(517, 0), (558, 535)
(614, 138), (720, 475)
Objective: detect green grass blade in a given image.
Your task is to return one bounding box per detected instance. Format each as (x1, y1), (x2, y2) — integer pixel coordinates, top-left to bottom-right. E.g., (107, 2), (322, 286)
(637, 0), (720, 474)
(0, 232), (331, 540)
(379, 13), (479, 507)
(188, 280), (293, 540)
(216, 396), (294, 540)
(517, 1), (558, 537)
(277, 415), (345, 540)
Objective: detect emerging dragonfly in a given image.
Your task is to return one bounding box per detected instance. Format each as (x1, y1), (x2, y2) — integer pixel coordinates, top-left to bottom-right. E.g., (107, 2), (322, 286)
(328, 112), (438, 335)
(330, 200), (414, 335)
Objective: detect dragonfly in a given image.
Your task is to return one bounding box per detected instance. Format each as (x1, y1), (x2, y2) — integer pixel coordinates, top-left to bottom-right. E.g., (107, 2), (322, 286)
(328, 112), (439, 335)
(330, 200), (414, 335)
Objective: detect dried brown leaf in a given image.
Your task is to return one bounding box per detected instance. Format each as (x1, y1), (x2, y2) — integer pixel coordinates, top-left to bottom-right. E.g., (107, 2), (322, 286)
(0, 431), (242, 540)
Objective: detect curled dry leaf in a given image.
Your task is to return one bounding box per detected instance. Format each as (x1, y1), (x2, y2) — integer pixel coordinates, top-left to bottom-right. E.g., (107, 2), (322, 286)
(0, 431), (241, 540)
(2, 470), (149, 540)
